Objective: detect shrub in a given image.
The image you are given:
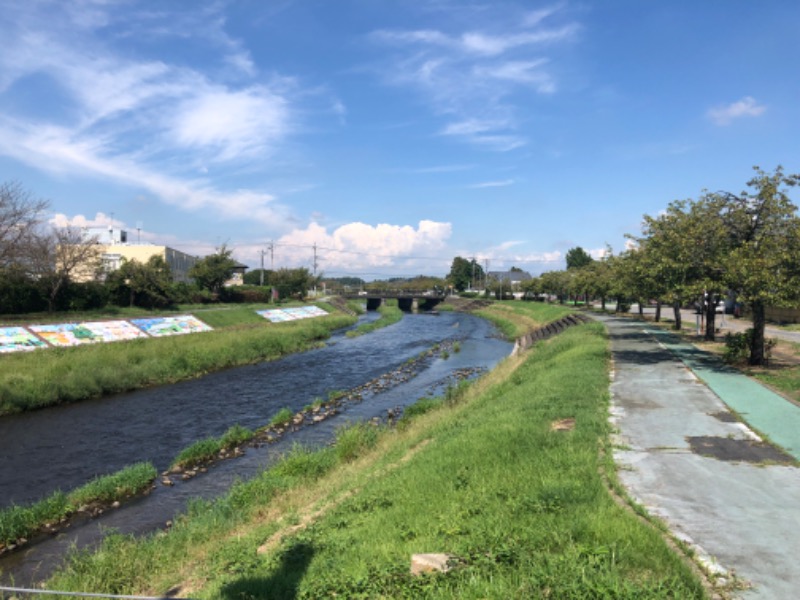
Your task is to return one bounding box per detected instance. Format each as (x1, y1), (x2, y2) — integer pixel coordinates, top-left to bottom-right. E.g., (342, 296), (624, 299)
(723, 329), (776, 364)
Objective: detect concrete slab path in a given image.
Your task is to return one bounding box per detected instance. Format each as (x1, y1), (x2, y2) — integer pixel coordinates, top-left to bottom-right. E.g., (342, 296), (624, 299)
(593, 313), (800, 599)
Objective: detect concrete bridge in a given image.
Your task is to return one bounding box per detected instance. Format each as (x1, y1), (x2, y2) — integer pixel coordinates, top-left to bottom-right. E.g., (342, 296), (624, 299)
(340, 292), (446, 312)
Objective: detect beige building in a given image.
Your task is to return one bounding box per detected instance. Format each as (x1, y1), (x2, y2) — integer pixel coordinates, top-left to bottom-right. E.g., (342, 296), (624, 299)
(81, 228), (199, 283)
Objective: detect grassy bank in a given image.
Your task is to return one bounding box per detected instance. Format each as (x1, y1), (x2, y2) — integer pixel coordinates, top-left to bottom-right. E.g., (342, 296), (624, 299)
(476, 300), (575, 339)
(346, 300), (403, 338)
(0, 462), (156, 551)
(45, 323), (705, 598)
(0, 306), (356, 416)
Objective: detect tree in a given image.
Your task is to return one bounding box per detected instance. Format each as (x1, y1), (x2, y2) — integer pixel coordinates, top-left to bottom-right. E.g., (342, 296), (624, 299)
(25, 226), (103, 312)
(270, 267), (317, 300)
(107, 256), (174, 309)
(565, 246), (594, 270)
(721, 166), (800, 364)
(190, 245), (238, 294)
(0, 181), (49, 271)
(447, 257), (484, 292)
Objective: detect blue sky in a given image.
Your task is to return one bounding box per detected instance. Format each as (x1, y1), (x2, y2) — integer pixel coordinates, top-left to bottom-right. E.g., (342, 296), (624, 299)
(1, 1), (798, 279)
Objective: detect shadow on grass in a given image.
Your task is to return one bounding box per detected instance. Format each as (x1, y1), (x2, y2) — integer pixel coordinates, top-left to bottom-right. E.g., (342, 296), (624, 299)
(220, 542), (314, 600)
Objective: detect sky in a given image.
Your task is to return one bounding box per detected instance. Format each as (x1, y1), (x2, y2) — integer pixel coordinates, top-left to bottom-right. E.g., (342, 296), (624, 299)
(1, 1), (799, 280)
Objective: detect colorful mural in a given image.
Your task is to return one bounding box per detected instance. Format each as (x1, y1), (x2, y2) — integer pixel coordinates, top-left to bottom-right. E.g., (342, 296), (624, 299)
(131, 315), (213, 337)
(0, 327), (46, 353)
(27, 321), (148, 347)
(257, 306), (328, 323)
(29, 323), (104, 347)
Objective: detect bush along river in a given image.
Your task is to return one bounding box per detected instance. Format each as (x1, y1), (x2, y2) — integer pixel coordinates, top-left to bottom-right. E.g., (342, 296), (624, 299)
(0, 310), (511, 586)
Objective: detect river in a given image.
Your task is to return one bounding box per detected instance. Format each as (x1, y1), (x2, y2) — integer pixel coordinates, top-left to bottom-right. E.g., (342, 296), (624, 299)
(0, 310), (511, 586)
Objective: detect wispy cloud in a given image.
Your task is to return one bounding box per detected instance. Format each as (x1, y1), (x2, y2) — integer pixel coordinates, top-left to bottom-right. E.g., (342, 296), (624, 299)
(707, 96), (766, 126)
(0, 2), (318, 229)
(369, 5), (578, 151)
(468, 179), (514, 188)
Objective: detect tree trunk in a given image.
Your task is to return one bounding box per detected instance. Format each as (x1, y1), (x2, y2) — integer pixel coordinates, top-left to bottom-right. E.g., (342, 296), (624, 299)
(704, 297), (716, 342)
(749, 300), (767, 365)
(655, 301), (662, 322)
(638, 299), (644, 317)
(601, 296), (606, 311)
(672, 302), (682, 331)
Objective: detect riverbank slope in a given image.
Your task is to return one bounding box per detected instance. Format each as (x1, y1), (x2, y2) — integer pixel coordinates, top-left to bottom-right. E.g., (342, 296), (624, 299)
(42, 315), (706, 598)
(0, 303), (357, 416)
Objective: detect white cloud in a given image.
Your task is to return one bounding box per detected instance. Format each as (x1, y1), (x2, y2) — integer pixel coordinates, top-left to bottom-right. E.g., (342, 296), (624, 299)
(171, 87), (289, 160)
(369, 6), (577, 152)
(0, 2), (313, 228)
(468, 179), (514, 188)
(707, 96), (766, 126)
(275, 220), (453, 271)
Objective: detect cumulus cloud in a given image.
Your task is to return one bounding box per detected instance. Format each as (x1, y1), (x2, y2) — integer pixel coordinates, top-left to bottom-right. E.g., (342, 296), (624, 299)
(707, 96), (766, 126)
(274, 219), (453, 272)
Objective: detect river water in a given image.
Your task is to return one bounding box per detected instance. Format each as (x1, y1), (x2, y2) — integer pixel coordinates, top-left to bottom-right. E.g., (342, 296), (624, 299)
(0, 310), (511, 586)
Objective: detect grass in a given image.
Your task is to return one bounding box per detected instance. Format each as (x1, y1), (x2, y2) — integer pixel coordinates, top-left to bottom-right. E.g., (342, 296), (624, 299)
(171, 425), (255, 470)
(268, 408), (294, 428)
(476, 300), (575, 339)
(0, 462), (156, 549)
(345, 300), (403, 337)
(44, 323), (706, 598)
(0, 308), (356, 416)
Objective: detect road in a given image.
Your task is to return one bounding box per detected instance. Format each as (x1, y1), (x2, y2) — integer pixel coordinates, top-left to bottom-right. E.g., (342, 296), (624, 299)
(593, 313), (800, 599)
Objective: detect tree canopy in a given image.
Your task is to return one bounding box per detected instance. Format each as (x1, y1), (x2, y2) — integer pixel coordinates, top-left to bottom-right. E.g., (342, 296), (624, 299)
(565, 246), (594, 270)
(447, 256), (484, 291)
(189, 245), (238, 294)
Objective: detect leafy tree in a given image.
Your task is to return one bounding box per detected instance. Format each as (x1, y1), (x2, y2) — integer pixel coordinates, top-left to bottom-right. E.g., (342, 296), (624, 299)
(721, 166), (800, 364)
(539, 270), (572, 304)
(190, 245), (238, 294)
(565, 246), (594, 270)
(107, 256), (175, 309)
(447, 256), (484, 292)
(244, 268), (273, 286)
(270, 267), (318, 300)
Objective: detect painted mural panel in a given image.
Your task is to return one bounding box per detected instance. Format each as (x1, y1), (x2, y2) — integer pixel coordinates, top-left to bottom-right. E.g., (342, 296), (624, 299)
(257, 306), (328, 323)
(29, 323), (103, 347)
(131, 315), (213, 337)
(0, 327), (46, 353)
(82, 320), (149, 342)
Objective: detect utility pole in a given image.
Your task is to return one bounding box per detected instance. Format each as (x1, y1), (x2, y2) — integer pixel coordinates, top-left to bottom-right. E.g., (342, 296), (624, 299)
(484, 259), (489, 293)
(471, 256), (476, 291)
(312, 243), (318, 297)
(259, 248), (266, 286)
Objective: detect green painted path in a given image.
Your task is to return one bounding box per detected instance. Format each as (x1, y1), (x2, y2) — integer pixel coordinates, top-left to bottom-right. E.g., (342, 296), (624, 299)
(645, 326), (800, 460)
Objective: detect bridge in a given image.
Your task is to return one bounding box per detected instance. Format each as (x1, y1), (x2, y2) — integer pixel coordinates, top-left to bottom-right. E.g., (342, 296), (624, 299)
(339, 292), (446, 312)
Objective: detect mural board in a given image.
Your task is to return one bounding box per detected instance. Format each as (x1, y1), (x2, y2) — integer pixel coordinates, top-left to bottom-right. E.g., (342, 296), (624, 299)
(131, 315), (213, 337)
(0, 327), (46, 353)
(29, 321), (149, 347)
(29, 323), (102, 347)
(257, 305), (328, 323)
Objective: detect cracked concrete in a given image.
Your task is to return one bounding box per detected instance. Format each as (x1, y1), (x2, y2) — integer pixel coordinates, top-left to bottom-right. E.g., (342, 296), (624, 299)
(594, 313), (800, 599)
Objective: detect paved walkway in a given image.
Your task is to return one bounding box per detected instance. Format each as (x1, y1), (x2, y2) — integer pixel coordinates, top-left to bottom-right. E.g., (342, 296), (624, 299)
(593, 313), (800, 599)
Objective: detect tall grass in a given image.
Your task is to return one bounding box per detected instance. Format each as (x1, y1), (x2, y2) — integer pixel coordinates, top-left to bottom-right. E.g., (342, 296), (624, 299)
(0, 311), (355, 416)
(171, 425), (255, 470)
(44, 324), (705, 598)
(0, 462), (156, 548)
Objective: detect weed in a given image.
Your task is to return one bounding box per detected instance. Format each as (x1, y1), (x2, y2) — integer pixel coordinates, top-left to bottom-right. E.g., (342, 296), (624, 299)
(269, 408), (294, 428)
